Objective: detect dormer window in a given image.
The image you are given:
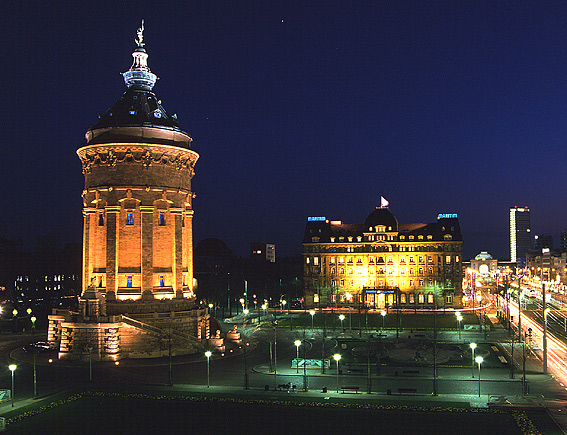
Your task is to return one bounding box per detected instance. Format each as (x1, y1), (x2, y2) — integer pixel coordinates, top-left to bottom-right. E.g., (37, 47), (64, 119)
(418, 235), (423, 240)
(330, 237), (335, 243)
(444, 234), (453, 240)
(357, 236), (362, 242)
(312, 236), (320, 242)
(348, 236), (353, 242)
(409, 235), (414, 240)
(427, 235), (433, 240)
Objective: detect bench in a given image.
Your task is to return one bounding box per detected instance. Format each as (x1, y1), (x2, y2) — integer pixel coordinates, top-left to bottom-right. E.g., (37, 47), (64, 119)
(278, 383), (296, 392)
(341, 386), (360, 394)
(398, 388), (417, 395)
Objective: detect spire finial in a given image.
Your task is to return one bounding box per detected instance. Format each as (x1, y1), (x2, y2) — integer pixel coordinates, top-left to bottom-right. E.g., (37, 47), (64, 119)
(122, 20), (157, 90)
(135, 19), (145, 47)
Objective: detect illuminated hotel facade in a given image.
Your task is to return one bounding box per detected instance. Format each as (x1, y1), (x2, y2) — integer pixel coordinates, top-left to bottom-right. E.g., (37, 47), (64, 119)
(303, 206), (463, 309)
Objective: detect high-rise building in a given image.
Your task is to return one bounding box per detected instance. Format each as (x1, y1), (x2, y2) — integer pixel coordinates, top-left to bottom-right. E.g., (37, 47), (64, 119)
(251, 242), (276, 263)
(509, 206), (531, 263)
(303, 207), (463, 309)
(560, 230), (567, 252)
(47, 24), (224, 360)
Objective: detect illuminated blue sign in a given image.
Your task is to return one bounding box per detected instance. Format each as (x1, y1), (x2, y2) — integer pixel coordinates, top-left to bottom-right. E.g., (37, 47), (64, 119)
(308, 216), (326, 221)
(437, 213), (458, 219)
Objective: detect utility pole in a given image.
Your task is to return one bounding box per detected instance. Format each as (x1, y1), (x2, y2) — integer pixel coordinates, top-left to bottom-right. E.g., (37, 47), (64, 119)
(543, 282), (548, 374)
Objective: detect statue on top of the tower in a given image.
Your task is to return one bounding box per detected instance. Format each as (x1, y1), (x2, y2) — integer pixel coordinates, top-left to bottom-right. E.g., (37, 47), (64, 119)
(135, 19), (145, 47)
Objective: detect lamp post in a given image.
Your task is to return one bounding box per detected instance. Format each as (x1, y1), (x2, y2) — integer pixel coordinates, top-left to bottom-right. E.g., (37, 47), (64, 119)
(262, 303), (267, 321)
(475, 356), (483, 397)
(309, 310), (315, 331)
(9, 364), (16, 407)
(30, 314), (37, 397)
(381, 310), (386, 330)
(294, 340), (301, 373)
(470, 343), (477, 378)
(456, 313), (463, 340)
(88, 346), (93, 382)
(333, 354), (341, 393)
(282, 299), (287, 315)
(205, 350), (212, 388)
(339, 314), (345, 333)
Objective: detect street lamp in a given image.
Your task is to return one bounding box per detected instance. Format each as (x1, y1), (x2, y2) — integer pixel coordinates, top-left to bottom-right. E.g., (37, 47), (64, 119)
(26, 308), (32, 316)
(243, 309), (249, 316)
(294, 340), (301, 373)
(339, 314), (345, 332)
(88, 346), (93, 382)
(309, 310), (315, 330)
(9, 364), (16, 407)
(475, 356), (483, 397)
(470, 343), (477, 378)
(381, 310), (386, 329)
(456, 313), (463, 339)
(205, 350), (212, 388)
(261, 303), (267, 320)
(12, 309), (17, 317)
(333, 354), (341, 392)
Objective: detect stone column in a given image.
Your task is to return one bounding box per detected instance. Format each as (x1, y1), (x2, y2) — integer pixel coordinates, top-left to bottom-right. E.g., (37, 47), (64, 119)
(82, 209), (92, 293)
(185, 209), (194, 294)
(141, 205), (154, 298)
(105, 206), (120, 297)
(172, 208), (184, 298)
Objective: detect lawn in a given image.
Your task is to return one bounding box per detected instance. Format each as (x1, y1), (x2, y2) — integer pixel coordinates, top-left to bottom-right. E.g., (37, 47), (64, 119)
(3, 391), (550, 435)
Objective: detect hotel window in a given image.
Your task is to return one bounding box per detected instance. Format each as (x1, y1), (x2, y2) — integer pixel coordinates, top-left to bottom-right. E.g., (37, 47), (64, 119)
(418, 293), (425, 304)
(427, 235), (433, 240)
(409, 256), (414, 263)
(387, 257), (393, 264)
(427, 293), (434, 304)
(98, 213), (104, 226)
(330, 257), (335, 264)
(400, 268), (406, 275)
(340, 268), (345, 275)
(369, 257), (374, 263)
(419, 256), (424, 263)
(419, 268), (423, 275)
(127, 276), (133, 288)
(379, 279), (385, 287)
(340, 279), (345, 286)
(348, 236), (353, 242)
(330, 237), (335, 242)
(357, 257), (362, 264)
(348, 257), (353, 263)
(378, 257), (385, 264)
(418, 235), (423, 240)
(332, 294), (336, 302)
(455, 256), (460, 263)
(428, 256), (433, 264)
(410, 267), (414, 275)
(400, 258), (406, 265)
(349, 280), (354, 286)
(159, 276), (164, 287)
(378, 267), (384, 274)
(158, 213), (165, 226)
(339, 257), (344, 263)
(419, 279), (424, 287)
(428, 267), (433, 274)
(400, 235), (405, 240)
(409, 235), (414, 240)
(446, 255), (451, 264)
(127, 213), (134, 225)
(410, 279), (415, 287)
(331, 268), (336, 275)
(409, 293), (415, 303)
(339, 237), (344, 241)
(400, 293), (406, 303)
(446, 294), (453, 304)
(369, 268), (374, 275)
(348, 268), (353, 275)
(314, 257), (319, 266)
(357, 236), (362, 242)
(314, 293), (319, 303)
(428, 279), (433, 286)
(306, 258), (310, 264)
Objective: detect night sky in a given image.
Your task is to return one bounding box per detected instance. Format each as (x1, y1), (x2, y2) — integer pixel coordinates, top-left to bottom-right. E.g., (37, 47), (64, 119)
(2, 1), (567, 260)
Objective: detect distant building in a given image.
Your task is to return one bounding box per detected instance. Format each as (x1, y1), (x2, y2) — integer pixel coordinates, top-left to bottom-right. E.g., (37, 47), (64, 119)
(560, 230), (567, 252)
(303, 207), (463, 309)
(509, 206), (531, 263)
(251, 242), (275, 263)
(470, 251), (498, 277)
(526, 248), (567, 285)
(534, 234), (553, 251)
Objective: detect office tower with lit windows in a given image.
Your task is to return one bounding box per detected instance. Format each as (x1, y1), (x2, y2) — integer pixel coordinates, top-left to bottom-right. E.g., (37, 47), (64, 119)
(509, 206), (531, 263)
(303, 206), (463, 309)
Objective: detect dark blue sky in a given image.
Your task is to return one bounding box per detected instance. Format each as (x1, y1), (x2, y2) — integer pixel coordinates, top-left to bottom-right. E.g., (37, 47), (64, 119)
(2, 1), (567, 259)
